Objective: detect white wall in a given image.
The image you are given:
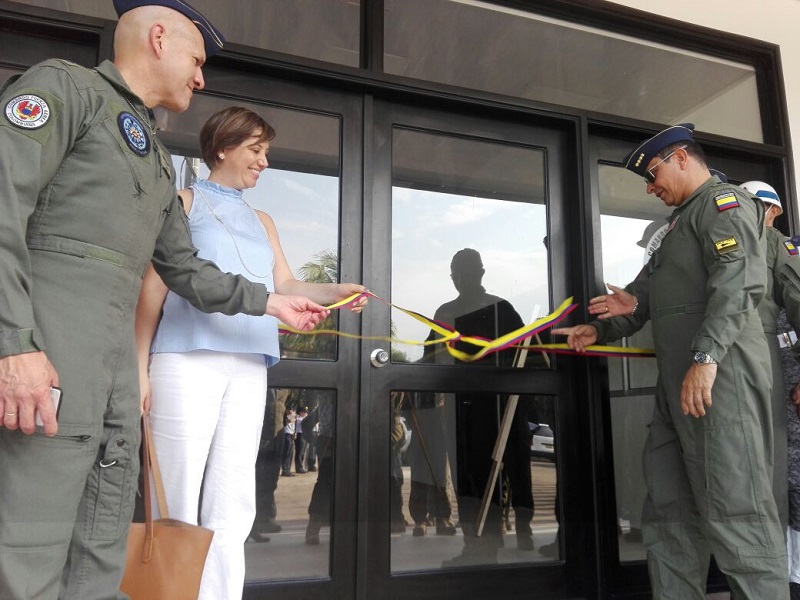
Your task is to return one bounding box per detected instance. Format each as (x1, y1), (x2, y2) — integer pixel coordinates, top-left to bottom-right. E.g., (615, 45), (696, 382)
(607, 0), (800, 214)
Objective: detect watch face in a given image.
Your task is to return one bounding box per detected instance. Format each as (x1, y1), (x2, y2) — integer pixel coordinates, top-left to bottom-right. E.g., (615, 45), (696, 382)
(694, 352), (713, 364)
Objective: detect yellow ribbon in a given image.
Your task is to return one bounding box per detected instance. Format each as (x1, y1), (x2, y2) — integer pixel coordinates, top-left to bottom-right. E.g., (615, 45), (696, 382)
(279, 291), (655, 361)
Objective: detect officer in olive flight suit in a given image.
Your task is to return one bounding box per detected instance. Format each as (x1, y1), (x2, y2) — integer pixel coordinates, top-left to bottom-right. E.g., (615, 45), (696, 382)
(0, 2), (327, 599)
(740, 180), (800, 533)
(555, 124), (787, 599)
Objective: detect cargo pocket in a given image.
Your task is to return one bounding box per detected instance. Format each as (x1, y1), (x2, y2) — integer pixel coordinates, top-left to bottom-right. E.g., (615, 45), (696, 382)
(705, 423), (760, 519)
(91, 433), (136, 540)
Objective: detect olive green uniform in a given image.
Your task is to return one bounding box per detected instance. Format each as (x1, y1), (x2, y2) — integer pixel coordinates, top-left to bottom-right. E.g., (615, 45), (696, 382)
(757, 226), (800, 531)
(0, 60), (269, 600)
(594, 177), (787, 599)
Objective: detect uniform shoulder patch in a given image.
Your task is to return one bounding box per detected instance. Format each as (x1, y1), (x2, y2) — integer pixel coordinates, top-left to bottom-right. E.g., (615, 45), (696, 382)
(5, 94), (50, 129)
(714, 192), (739, 211)
(715, 237), (739, 254)
(784, 240), (800, 256)
(117, 111), (150, 157)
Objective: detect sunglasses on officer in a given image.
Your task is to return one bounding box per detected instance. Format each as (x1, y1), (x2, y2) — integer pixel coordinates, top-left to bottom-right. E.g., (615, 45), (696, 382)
(644, 145), (687, 184)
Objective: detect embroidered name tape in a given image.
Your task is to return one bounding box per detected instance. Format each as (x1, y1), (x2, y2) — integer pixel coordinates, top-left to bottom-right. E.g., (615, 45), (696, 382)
(715, 237), (739, 253)
(714, 193), (739, 211)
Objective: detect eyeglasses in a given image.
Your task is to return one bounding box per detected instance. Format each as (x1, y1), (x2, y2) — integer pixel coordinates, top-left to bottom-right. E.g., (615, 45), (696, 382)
(644, 145), (686, 184)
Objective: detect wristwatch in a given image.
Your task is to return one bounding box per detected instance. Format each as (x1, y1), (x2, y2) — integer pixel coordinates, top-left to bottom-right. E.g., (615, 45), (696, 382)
(693, 351), (717, 365)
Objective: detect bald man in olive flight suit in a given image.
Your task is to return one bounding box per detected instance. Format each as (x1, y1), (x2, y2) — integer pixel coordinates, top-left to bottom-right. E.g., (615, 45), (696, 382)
(0, 1), (327, 598)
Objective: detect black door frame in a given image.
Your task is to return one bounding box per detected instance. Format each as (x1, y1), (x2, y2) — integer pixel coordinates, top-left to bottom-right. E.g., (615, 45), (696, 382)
(358, 96), (599, 600)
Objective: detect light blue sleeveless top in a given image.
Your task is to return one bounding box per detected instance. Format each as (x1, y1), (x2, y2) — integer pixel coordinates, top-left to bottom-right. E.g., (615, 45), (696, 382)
(151, 179), (280, 366)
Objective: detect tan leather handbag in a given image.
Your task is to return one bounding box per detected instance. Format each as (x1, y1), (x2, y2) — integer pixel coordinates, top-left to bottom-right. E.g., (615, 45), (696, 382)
(121, 417), (214, 600)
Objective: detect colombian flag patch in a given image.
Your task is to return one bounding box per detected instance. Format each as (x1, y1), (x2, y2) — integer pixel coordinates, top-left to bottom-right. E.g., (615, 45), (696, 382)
(785, 240), (799, 256)
(714, 193), (739, 211)
(715, 237), (739, 254)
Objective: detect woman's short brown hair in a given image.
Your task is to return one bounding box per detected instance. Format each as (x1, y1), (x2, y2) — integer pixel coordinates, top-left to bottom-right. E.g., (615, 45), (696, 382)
(199, 106), (276, 169)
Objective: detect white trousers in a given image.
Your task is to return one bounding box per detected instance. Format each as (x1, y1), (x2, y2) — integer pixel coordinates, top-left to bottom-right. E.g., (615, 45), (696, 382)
(149, 350), (268, 600)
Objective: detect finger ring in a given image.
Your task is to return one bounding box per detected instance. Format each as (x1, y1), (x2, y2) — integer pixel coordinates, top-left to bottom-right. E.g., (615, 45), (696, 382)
(4, 412), (17, 417)
(604, 307), (608, 312)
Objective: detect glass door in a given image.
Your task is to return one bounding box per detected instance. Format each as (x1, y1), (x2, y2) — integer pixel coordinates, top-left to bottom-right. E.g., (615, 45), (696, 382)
(359, 99), (595, 599)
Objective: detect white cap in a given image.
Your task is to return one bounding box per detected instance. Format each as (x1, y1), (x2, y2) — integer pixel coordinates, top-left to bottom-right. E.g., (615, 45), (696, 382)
(741, 180), (782, 215)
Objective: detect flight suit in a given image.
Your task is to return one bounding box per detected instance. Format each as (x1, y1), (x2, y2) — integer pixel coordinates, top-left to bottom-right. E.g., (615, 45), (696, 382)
(594, 177), (787, 599)
(757, 226), (800, 531)
(0, 60), (269, 600)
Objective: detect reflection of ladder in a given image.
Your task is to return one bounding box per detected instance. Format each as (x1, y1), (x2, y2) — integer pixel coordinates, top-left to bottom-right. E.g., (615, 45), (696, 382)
(476, 309), (548, 536)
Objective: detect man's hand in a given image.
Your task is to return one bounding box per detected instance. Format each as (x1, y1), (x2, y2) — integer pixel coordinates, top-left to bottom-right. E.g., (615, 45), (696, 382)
(681, 363), (717, 418)
(588, 284), (638, 319)
(266, 294), (330, 330)
(551, 324), (598, 352)
(0, 352), (60, 435)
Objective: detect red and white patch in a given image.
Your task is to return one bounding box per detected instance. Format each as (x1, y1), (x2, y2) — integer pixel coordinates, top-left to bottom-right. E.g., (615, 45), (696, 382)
(5, 94), (50, 129)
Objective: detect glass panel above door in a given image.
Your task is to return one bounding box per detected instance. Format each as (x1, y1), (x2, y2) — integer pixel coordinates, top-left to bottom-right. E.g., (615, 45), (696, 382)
(389, 128), (550, 366)
(14, 0), (361, 67)
(384, 0), (763, 143)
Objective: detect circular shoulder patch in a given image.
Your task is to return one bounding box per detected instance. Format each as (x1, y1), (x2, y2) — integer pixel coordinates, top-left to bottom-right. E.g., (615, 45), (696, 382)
(5, 94), (51, 129)
(117, 111), (150, 157)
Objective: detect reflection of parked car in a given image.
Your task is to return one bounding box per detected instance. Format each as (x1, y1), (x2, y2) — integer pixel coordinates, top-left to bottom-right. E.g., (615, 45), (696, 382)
(528, 422), (555, 461)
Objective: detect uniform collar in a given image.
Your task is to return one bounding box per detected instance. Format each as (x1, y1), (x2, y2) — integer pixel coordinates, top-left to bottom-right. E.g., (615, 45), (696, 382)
(96, 60), (155, 122)
(675, 175), (718, 213)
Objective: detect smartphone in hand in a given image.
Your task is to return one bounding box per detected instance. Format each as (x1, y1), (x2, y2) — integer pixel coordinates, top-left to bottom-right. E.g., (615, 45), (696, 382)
(35, 387), (62, 427)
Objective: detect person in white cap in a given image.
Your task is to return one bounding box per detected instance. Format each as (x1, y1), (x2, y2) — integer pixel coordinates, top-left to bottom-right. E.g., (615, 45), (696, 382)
(0, 2), (330, 598)
(741, 181), (800, 599)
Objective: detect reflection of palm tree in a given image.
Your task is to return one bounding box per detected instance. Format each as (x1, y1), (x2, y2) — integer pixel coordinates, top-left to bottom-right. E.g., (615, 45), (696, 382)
(282, 251), (338, 359)
(281, 250), (409, 361)
(297, 250), (338, 285)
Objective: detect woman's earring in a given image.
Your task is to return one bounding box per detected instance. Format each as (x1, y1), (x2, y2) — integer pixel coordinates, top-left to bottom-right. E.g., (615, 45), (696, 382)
(218, 153), (224, 160)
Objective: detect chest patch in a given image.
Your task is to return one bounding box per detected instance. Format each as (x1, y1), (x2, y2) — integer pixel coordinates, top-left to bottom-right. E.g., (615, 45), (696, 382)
(5, 94), (50, 129)
(714, 192), (739, 211)
(117, 111), (150, 157)
(785, 240), (799, 256)
(715, 237), (739, 254)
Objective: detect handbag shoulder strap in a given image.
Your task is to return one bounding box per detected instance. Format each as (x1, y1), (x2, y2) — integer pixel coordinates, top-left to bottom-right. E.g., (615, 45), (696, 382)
(142, 416), (169, 518)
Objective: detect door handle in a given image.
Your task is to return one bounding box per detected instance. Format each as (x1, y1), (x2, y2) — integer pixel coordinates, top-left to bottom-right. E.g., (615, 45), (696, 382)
(370, 348), (390, 368)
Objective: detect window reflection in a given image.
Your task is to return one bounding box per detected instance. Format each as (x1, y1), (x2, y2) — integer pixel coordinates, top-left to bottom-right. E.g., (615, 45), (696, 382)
(246, 388), (337, 582)
(598, 163), (662, 562)
(390, 128), (549, 365)
(385, 0), (762, 142)
(165, 95), (342, 361)
(12, 0), (360, 68)
(390, 391), (559, 571)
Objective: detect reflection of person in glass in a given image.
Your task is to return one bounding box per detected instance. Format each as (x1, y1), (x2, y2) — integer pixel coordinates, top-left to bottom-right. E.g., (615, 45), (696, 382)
(404, 386), (457, 538)
(430, 248), (535, 566)
(135, 106), (366, 599)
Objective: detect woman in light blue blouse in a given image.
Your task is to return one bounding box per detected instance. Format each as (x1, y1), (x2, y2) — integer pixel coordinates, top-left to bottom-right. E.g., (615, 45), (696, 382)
(135, 106), (365, 600)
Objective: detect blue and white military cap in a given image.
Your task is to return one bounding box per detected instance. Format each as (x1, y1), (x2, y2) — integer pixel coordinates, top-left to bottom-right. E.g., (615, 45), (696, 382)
(113, 0), (225, 57)
(623, 123), (695, 177)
